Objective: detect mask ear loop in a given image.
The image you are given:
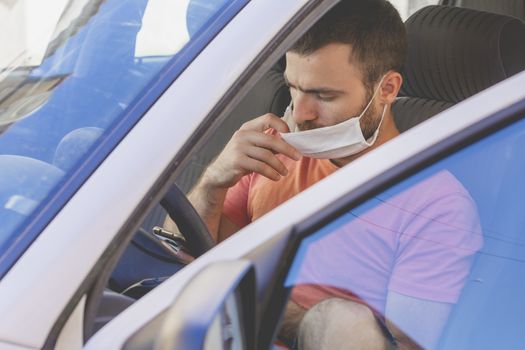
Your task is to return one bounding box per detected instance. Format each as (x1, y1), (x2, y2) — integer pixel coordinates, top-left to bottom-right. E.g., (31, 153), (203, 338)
(358, 75), (386, 121)
(361, 75), (388, 145)
(364, 103), (388, 145)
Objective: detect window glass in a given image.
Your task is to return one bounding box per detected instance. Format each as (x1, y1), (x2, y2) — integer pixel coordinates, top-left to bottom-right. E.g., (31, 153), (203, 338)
(283, 115), (525, 349)
(0, 0), (239, 265)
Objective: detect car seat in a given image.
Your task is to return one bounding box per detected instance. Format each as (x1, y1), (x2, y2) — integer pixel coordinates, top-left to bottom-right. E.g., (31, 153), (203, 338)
(393, 5), (525, 131)
(395, 4), (525, 223)
(52, 127), (104, 170)
(0, 155), (64, 242)
(440, 0), (525, 21)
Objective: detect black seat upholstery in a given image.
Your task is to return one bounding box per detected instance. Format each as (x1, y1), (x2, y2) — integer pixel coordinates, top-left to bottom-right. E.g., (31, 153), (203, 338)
(441, 0), (525, 21)
(393, 5), (525, 132)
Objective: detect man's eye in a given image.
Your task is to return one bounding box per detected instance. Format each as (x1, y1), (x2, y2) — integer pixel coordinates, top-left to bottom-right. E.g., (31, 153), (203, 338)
(317, 94), (335, 101)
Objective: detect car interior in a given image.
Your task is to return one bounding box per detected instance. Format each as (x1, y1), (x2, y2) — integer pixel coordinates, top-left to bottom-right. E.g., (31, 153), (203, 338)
(87, 0), (525, 346)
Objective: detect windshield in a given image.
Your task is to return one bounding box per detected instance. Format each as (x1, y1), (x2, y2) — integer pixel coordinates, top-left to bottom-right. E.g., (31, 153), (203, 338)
(0, 0), (243, 274)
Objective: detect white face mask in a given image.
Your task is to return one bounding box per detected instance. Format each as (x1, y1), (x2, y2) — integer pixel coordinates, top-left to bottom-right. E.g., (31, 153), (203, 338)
(280, 77), (387, 159)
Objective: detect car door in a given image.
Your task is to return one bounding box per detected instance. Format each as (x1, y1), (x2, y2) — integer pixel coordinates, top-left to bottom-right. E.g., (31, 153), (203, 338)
(88, 73), (525, 349)
(251, 74), (525, 349)
(84, 71), (525, 350)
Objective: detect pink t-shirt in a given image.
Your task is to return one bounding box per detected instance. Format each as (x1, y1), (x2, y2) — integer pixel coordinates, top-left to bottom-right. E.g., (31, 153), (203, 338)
(224, 153), (482, 314)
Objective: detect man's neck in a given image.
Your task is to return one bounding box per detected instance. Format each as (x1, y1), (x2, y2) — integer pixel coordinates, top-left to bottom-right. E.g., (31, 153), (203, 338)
(330, 112), (400, 168)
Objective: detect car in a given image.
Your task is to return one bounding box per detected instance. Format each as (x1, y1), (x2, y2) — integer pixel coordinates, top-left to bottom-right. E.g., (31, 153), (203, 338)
(0, 0), (524, 349)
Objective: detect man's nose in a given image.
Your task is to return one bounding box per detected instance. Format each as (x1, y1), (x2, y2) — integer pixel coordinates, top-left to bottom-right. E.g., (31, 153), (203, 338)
(292, 94), (317, 123)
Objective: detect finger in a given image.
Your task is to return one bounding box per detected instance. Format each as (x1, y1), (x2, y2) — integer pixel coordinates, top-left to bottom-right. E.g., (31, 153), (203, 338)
(239, 114), (291, 133)
(241, 156), (281, 181)
(245, 147), (289, 176)
(244, 132), (301, 160)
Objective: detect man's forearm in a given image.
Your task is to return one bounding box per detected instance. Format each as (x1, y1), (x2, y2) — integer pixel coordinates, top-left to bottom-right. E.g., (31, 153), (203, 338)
(187, 174), (228, 242)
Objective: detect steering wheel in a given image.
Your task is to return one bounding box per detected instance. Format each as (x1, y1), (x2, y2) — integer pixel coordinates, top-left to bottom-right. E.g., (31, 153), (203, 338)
(107, 183), (216, 297)
(84, 184), (217, 337)
(160, 183), (216, 257)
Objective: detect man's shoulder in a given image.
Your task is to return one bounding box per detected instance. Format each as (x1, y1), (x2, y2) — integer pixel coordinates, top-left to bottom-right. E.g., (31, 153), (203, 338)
(419, 170), (471, 200)
(381, 170), (476, 211)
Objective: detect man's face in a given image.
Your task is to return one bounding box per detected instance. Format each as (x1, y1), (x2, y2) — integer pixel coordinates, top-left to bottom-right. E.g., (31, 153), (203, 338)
(284, 43), (380, 138)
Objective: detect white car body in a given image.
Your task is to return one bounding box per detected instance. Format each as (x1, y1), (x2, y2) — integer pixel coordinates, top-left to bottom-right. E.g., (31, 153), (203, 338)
(0, 0), (524, 349)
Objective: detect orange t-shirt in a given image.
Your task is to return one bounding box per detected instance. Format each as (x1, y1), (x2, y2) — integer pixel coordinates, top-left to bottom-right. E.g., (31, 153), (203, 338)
(223, 153), (338, 228)
(222, 129), (363, 312)
(222, 149), (367, 311)
(223, 137), (482, 316)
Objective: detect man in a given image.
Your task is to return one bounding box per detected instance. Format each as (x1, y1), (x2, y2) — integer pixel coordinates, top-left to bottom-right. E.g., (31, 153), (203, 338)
(186, 1), (481, 349)
(189, 0), (404, 241)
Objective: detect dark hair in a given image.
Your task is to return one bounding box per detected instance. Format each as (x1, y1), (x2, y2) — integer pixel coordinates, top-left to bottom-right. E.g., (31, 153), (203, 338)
(290, 0), (407, 89)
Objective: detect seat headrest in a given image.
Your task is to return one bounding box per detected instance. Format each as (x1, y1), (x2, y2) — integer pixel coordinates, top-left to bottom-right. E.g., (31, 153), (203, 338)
(53, 127), (103, 170)
(459, 0), (525, 22)
(400, 5), (525, 103)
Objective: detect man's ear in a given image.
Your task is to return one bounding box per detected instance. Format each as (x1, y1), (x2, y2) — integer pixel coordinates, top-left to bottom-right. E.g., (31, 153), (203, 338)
(379, 71), (403, 105)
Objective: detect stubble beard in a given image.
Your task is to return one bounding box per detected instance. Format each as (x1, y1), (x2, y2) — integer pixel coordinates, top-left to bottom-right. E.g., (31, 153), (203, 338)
(358, 87), (381, 140)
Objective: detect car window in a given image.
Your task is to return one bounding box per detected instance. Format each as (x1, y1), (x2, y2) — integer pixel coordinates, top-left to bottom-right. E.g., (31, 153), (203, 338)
(0, 0), (245, 275)
(107, 59), (291, 299)
(282, 113), (525, 349)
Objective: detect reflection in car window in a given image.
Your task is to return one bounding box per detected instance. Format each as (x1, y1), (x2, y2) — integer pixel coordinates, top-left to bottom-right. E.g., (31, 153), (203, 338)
(283, 115), (525, 349)
(0, 0), (238, 267)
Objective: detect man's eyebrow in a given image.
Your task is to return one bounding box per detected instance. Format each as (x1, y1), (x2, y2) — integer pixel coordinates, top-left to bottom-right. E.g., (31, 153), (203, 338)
(283, 74), (345, 95)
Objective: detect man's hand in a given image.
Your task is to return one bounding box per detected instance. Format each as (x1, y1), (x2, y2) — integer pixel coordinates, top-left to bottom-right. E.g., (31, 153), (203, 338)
(187, 114), (300, 242)
(203, 114), (301, 189)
